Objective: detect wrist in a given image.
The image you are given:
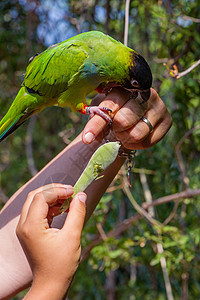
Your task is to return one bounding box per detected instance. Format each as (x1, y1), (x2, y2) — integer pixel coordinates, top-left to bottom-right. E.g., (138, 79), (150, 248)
(103, 137), (135, 162)
(24, 278), (71, 300)
(103, 130), (135, 159)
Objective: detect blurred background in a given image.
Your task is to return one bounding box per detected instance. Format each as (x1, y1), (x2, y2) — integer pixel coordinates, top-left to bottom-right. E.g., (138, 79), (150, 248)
(0, 0), (199, 299)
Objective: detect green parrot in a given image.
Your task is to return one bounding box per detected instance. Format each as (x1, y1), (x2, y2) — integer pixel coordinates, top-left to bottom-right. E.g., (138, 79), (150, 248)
(0, 31), (152, 142)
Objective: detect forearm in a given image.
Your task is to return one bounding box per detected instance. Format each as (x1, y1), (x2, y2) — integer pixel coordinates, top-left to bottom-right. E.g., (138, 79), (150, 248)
(0, 135), (124, 224)
(0, 135), (124, 299)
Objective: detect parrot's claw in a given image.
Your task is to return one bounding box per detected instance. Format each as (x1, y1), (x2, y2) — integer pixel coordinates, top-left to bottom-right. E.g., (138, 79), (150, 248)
(105, 87), (113, 96)
(85, 106), (112, 124)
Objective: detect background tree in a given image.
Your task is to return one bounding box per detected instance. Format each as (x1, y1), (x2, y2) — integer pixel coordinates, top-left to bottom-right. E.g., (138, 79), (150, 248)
(0, 0), (199, 299)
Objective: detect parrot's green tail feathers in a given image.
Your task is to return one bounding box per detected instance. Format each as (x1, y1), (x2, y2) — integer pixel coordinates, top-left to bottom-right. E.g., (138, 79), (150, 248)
(0, 87), (37, 142)
(0, 113), (26, 142)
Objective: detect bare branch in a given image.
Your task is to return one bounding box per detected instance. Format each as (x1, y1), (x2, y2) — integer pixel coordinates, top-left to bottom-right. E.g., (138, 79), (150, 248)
(122, 167), (161, 227)
(143, 189), (200, 210)
(157, 242), (174, 300)
(133, 167), (155, 175)
(161, 127), (200, 226)
(162, 198), (181, 226)
(177, 59), (200, 78)
(139, 172), (154, 217)
(124, 0), (131, 46)
(96, 223), (107, 241)
(105, 0), (111, 34)
(175, 125), (200, 152)
(81, 188), (200, 261)
(106, 270), (117, 300)
(167, 59), (200, 79)
(106, 182), (124, 193)
(175, 125), (200, 188)
(140, 172), (174, 300)
(81, 214), (141, 262)
(154, 57), (169, 64)
(182, 15), (200, 23)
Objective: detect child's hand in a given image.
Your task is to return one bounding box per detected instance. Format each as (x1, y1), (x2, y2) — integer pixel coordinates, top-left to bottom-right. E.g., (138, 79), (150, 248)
(16, 183), (87, 299)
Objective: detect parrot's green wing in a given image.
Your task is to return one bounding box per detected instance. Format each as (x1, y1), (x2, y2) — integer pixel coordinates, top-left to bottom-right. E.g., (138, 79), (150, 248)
(24, 41), (88, 98)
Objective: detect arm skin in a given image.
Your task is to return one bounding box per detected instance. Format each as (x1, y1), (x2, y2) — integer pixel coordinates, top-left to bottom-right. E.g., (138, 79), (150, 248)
(0, 88), (172, 299)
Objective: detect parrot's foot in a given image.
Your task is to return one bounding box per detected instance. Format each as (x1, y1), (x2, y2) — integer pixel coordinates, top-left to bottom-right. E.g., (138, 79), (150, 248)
(105, 87), (113, 96)
(85, 106), (112, 124)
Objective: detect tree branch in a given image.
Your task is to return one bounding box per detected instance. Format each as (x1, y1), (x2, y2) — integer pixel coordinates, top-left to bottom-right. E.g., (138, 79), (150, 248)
(175, 125), (200, 188)
(157, 242), (174, 300)
(177, 59), (200, 78)
(161, 127), (200, 231)
(81, 188), (200, 261)
(142, 189), (200, 210)
(162, 198), (181, 226)
(168, 59), (200, 79)
(182, 15), (200, 23)
(140, 172), (174, 300)
(122, 167), (161, 227)
(124, 0), (131, 46)
(81, 214), (141, 262)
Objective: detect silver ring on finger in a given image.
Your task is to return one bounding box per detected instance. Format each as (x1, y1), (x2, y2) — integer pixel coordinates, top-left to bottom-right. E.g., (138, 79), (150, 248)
(141, 117), (153, 133)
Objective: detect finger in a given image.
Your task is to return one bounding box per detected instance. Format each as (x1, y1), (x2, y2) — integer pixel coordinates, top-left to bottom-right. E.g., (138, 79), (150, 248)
(82, 87), (132, 144)
(22, 186), (74, 229)
(18, 184), (73, 226)
(140, 112), (172, 149)
(120, 114), (172, 150)
(114, 89), (172, 148)
(112, 88), (164, 134)
(115, 104), (161, 146)
(62, 192), (87, 240)
(112, 97), (148, 134)
(47, 195), (71, 222)
(47, 202), (66, 224)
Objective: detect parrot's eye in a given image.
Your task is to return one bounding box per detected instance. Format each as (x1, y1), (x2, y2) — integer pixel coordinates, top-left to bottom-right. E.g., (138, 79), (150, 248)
(131, 79), (140, 88)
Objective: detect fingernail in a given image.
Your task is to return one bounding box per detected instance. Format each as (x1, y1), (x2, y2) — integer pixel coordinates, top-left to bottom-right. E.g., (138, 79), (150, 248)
(78, 193), (87, 204)
(84, 132), (95, 144)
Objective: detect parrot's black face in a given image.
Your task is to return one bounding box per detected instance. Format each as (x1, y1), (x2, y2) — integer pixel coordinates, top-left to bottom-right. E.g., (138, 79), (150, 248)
(124, 53), (153, 102)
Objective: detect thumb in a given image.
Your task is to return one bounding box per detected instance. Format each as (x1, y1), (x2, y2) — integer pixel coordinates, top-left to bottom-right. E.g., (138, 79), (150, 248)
(62, 192), (87, 238)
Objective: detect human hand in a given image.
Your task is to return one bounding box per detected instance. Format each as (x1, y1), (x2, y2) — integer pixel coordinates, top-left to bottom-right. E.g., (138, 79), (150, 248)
(82, 87), (172, 149)
(16, 184), (87, 300)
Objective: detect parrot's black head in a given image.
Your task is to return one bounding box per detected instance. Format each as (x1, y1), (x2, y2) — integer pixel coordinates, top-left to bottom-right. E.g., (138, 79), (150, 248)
(124, 52), (153, 102)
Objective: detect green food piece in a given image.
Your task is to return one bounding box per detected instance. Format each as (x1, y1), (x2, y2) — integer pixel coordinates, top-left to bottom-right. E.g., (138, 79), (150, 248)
(60, 141), (121, 213)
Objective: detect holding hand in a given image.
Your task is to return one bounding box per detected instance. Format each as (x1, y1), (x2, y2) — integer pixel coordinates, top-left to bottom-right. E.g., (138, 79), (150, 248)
(82, 87), (172, 149)
(16, 184), (87, 300)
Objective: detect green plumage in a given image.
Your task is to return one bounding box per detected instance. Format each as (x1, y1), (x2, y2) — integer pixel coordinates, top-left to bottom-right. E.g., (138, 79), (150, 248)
(0, 31), (152, 142)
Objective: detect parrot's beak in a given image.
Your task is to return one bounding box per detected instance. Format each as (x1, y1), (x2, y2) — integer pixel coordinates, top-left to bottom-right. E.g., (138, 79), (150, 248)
(140, 88), (151, 102)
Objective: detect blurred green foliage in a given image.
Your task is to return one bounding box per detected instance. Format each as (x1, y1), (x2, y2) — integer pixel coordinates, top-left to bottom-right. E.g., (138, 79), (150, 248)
(0, 0), (199, 299)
